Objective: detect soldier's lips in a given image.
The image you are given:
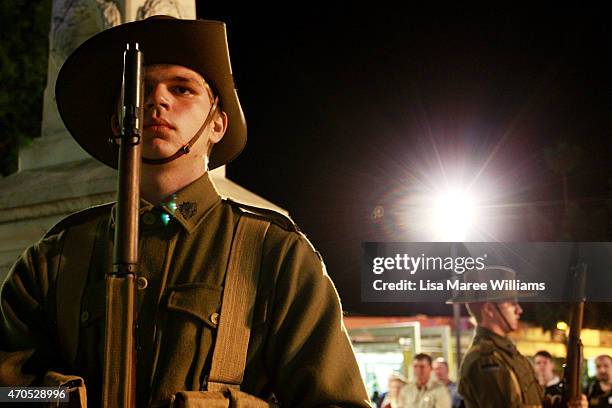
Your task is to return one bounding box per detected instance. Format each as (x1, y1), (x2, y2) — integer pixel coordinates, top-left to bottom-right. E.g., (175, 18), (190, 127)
(144, 118), (175, 132)
(144, 125), (175, 136)
(144, 120), (177, 143)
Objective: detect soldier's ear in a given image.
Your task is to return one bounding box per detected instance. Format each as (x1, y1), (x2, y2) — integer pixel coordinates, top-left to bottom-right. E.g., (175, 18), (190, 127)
(482, 302), (495, 319)
(209, 110), (228, 145)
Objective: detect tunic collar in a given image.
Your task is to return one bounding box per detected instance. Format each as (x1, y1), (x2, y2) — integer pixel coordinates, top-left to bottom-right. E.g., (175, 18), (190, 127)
(110, 173), (222, 234)
(413, 376), (440, 391)
(420, 377), (438, 391)
(157, 172), (222, 233)
(475, 326), (517, 355)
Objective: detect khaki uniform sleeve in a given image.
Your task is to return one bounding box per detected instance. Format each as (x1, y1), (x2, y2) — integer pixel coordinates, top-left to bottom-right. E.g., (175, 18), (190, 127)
(0, 235), (63, 386)
(264, 233), (370, 407)
(459, 356), (522, 408)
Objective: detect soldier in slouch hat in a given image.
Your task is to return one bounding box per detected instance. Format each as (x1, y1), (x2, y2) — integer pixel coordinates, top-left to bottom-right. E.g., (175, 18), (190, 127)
(448, 266), (586, 408)
(0, 15), (370, 407)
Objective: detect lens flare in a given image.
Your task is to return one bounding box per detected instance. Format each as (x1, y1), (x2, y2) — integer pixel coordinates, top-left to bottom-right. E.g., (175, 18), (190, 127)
(430, 187), (477, 241)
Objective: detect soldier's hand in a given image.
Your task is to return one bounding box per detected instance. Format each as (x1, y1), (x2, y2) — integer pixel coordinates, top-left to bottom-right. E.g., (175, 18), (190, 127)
(566, 394), (588, 408)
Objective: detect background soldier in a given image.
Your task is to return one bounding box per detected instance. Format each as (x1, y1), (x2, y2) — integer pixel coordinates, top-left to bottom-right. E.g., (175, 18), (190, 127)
(448, 266), (587, 408)
(0, 15), (370, 406)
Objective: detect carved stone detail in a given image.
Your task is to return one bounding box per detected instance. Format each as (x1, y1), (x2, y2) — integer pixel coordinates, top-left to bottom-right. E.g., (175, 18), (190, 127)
(51, 0), (122, 61)
(137, 0), (183, 19)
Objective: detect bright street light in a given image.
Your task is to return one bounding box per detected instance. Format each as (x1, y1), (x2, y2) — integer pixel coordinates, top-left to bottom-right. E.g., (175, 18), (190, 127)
(430, 187), (478, 241)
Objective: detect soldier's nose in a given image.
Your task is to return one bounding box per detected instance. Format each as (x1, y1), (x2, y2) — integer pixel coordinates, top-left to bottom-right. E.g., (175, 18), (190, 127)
(145, 84), (170, 110)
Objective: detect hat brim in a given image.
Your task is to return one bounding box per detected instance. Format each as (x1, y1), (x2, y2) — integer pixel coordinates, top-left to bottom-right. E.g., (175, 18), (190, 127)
(56, 17), (246, 170)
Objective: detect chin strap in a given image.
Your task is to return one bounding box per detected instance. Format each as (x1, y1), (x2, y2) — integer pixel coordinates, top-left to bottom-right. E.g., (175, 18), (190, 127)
(494, 302), (513, 333)
(142, 96), (219, 165)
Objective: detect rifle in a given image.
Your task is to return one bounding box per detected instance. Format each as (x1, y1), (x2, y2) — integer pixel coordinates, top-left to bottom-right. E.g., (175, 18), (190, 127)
(559, 261), (587, 406)
(102, 42), (144, 407)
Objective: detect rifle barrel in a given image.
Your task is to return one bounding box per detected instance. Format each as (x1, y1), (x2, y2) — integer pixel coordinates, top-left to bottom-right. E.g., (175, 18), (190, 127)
(103, 42), (143, 408)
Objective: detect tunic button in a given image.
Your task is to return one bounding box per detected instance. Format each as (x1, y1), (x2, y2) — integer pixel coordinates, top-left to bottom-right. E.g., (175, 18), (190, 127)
(137, 276), (148, 290)
(142, 212), (156, 225)
(210, 312), (219, 326)
(80, 311), (90, 323)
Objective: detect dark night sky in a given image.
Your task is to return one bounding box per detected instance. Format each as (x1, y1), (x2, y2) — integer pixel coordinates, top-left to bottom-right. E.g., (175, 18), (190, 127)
(196, 7), (612, 315)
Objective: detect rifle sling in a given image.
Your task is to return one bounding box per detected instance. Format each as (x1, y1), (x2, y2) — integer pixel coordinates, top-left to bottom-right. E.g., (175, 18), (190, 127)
(207, 214), (270, 391)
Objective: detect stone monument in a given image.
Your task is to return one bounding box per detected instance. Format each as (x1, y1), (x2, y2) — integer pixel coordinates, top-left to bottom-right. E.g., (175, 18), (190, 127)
(0, 0), (283, 277)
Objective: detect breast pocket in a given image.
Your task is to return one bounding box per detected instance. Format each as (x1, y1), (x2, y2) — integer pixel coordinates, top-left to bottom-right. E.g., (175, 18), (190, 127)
(160, 283), (224, 388)
(166, 283), (223, 330)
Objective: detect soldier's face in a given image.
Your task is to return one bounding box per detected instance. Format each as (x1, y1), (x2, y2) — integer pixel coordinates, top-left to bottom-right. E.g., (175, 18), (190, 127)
(140, 64), (226, 164)
(496, 301), (522, 331)
(412, 359), (432, 385)
(533, 356), (554, 378)
(595, 356), (611, 382)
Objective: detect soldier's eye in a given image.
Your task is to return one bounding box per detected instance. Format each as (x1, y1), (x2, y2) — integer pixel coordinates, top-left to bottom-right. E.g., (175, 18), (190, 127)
(173, 86), (194, 95)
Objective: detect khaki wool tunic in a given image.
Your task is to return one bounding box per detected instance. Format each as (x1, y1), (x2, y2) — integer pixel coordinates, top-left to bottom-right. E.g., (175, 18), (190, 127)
(0, 173), (370, 407)
(458, 327), (544, 408)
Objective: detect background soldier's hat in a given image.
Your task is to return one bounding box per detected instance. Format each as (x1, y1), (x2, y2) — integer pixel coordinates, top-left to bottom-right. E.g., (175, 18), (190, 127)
(56, 15), (246, 170)
(446, 265), (536, 304)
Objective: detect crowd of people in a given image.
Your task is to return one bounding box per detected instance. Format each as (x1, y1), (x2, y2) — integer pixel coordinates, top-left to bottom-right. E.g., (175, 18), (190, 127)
(372, 351), (611, 408)
(370, 267), (609, 408)
(372, 355), (462, 408)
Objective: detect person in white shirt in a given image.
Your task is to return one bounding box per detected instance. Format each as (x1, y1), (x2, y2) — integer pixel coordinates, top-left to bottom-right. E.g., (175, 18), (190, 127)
(433, 357), (464, 408)
(379, 373), (408, 408)
(398, 353), (451, 408)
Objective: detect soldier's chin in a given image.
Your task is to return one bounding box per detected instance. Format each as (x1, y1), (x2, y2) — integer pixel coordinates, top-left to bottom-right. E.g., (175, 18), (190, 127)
(142, 141), (177, 160)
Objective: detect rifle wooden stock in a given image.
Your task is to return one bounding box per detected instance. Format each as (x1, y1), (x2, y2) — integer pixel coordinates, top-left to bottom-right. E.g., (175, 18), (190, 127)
(103, 42), (144, 408)
(562, 263), (587, 405)
(103, 275), (137, 407)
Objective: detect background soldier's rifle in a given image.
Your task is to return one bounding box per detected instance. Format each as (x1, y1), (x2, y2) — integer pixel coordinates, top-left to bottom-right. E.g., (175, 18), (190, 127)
(558, 260), (587, 407)
(102, 43), (144, 407)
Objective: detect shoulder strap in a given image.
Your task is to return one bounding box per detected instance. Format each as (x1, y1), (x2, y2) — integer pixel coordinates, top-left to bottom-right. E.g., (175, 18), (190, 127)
(46, 202), (114, 238)
(207, 214), (271, 391)
(224, 198), (299, 233)
(491, 350), (524, 403)
(56, 215), (107, 365)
